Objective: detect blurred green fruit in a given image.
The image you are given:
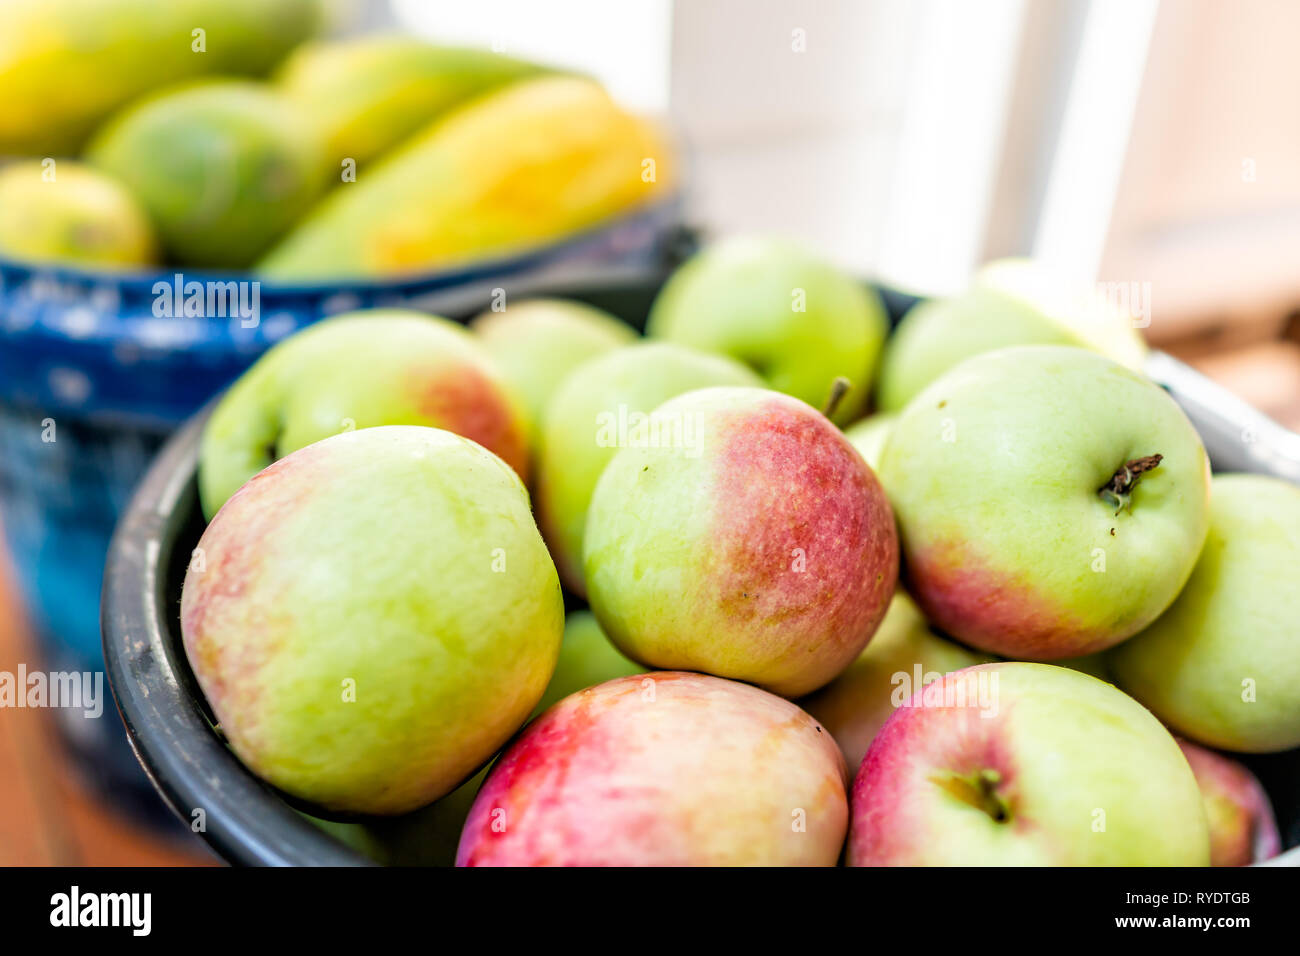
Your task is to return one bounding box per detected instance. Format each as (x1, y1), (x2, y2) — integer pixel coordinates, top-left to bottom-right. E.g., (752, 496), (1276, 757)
(1177, 739), (1281, 866)
(87, 80), (327, 267)
(877, 259), (1148, 412)
(533, 610), (646, 717)
(1110, 474), (1300, 752)
(304, 766), (489, 866)
(843, 413), (896, 472)
(0, 160), (155, 268)
(536, 342), (761, 595)
(257, 76), (677, 280)
(647, 236), (888, 423)
(801, 590), (991, 774)
(278, 35), (549, 168)
(471, 299), (636, 441)
(0, 0), (323, 155)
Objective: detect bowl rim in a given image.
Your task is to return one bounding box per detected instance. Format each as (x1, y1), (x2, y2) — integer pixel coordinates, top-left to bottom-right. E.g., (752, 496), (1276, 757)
(100, 406), (374, 866)
(0, 197), (683, 298)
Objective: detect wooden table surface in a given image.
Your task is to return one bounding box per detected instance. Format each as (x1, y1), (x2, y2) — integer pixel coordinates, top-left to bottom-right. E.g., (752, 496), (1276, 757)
(0, 545), (213, 867)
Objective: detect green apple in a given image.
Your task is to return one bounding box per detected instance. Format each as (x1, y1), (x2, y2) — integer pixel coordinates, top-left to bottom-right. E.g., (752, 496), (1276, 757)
(533, 610), (645, 716)
(470, 298), (636, 437)
(457, 672), (848, 865)
(843, 412), (896, 471)
(583, 386), (898, 697)
(1052, 653), (1112, 682)
(305, 765), (489, 866)
(801, 590), (992, 774)
(536, 341), (761, 594)
(199, 310), (530, 517)
(879, 345), (1210, 660)
(181, 426), (564, 815)
(1110, 474), (1300, 752)
(848, 662), (1210, 865)
(646, 235), (888, 423)
(876, 258), (1148, 412)
(1176, 739), (1281, 866)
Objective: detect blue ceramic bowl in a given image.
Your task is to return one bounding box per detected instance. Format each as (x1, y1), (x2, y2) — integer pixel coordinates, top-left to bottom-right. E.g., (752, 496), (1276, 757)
(0, 202), (683, 821)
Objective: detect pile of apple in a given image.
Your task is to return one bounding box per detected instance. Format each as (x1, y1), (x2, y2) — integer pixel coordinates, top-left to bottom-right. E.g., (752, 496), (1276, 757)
(180, 237), (1299, 866)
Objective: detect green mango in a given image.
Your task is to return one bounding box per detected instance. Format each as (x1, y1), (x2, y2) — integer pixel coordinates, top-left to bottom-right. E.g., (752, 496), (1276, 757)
(258, 75), (677, 280)
(0, 0), (323, 156)
(87, 80), (328, 268)
(277, 35), (551, 169)
(0, 159), (156, 269)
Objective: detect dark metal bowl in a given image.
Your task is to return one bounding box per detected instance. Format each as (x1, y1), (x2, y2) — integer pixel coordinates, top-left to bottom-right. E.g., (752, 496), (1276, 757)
(101, 270), (1300, 865)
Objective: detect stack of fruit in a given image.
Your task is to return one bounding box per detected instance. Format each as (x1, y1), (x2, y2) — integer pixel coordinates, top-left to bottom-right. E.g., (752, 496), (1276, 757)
(181, 236), (1298, 866)
(0, 0), (674, 276)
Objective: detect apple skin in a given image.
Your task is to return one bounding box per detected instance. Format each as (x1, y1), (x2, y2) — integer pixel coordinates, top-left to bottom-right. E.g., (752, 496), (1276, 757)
(801, 590), (992, 776)
(646, 235), (888, 423)
(1109, 474), (1300, 752)
(199, 310), (530, 518)
(181, 426), (564, 816)
(536, 341), (761, 594)
(879, 345), (1211, 660)
(470, 298), (635, 437)
(532, 610), (646, 717)
(584, 386), (898, 698)
(847, 662), (1210, 866)
(456, 672), (848, 866)
(1176, 740), (1281, 866)
(876, 259), (1148, 412)
(843, 412), (896, 471)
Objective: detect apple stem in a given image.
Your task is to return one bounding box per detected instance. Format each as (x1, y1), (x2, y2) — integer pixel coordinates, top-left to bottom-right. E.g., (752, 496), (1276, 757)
(933, 768), (1012, 823)
(1099, 454), (1163, 513)
(821, 377), (851, 420)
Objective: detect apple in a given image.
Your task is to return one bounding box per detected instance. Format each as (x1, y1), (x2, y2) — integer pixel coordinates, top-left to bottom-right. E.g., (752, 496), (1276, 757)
(302, 766), (487, 866)
(1053, 653), (1112, 682)
(801, 590), (992, 775)
(847, 662), (1210, 866)
(1109, 473), (1300, 752)
(646, 235), (888, 423)
(843, 412), (896, 471)
(456, 672), (848, 865)
(879, 345), (1210, 659)
(536, 341), (761, 594)
(583, 386), (898, 698)
(533, 610), (646, 717)
(1176, 739), (1281, 866)
(876, 258), (1148, 412)
(181, 425), (564, 815)
(198, 310), (530, 517)
(470, 298), (636, 438)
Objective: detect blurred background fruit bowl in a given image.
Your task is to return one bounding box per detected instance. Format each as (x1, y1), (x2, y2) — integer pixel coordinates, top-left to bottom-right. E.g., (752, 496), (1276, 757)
(0, 0), (683, 827)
